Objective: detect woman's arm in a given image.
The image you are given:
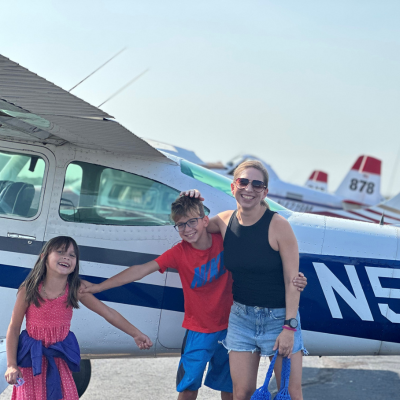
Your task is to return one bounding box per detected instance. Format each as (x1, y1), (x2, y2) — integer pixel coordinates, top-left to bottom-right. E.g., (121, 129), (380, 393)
(78, 291), (153, 349)
(278, 218), (301, 321)
(272, 216), (300, 358)
(180, 190), (233, 235)
(207, 215), (223, 233)
(5, 287), (29, 384)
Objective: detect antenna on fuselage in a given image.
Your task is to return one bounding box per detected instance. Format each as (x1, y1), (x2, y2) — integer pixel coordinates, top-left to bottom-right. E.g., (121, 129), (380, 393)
(98, 68), (150, 108)
(69, 47), (127, 92)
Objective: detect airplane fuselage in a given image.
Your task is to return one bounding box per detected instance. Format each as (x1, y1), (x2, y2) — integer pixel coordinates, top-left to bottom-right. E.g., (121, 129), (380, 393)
(0, 140), (399, 361)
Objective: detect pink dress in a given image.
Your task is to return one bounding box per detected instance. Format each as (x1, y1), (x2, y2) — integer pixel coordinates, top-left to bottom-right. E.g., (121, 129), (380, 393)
(12, 285), (79, 400)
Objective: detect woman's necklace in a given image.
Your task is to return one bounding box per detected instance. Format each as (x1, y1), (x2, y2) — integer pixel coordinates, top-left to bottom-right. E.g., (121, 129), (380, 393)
(42, 282), (67, 300)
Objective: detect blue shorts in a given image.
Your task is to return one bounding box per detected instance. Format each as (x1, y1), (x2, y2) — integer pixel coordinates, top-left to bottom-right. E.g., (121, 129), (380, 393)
(222, 301), (308, 357)
(176, 329), (233, 393)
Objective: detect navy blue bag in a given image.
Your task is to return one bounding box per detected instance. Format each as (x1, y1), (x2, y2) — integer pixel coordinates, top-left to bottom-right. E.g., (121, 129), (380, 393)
(250, 350), (291, 400)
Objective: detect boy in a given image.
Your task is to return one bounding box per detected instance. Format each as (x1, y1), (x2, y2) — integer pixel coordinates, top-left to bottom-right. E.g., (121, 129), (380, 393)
(81, 196), (307, 400)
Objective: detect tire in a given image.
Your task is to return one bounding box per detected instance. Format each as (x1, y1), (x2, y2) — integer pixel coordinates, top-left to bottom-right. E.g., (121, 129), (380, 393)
(72, 359), (92, 397)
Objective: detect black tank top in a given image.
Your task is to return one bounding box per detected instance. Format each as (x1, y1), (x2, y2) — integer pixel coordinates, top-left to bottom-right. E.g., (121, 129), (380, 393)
(224, 208), (285, 308)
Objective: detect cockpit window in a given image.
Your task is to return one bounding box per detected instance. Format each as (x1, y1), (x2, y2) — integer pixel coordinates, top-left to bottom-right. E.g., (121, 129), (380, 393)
(180, 159), (286, 212)
(59, 161), (180, 226)
(0, 150), (46, 218)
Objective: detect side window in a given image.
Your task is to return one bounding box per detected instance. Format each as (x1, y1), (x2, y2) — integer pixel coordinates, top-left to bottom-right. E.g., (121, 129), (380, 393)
(0, 150), (46, 218)
(59, 161), (180, 226)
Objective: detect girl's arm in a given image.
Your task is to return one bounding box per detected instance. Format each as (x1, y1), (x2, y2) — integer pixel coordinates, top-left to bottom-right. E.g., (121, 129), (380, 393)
(5, 287), (29, 385)
(78, 291), (153, 350)
(272, 217), (300, 358)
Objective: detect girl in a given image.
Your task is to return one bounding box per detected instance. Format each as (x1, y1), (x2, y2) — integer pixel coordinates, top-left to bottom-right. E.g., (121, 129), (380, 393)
(184, 160), (307, 400)
(4, 236), (152, 399)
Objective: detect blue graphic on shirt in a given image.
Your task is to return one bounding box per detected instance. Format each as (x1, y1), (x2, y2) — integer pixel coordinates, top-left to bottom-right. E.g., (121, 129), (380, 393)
(190, 251), (226, 288)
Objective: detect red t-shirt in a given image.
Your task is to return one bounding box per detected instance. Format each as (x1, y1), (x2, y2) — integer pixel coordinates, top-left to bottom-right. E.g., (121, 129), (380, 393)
(155, 233), (233, 333)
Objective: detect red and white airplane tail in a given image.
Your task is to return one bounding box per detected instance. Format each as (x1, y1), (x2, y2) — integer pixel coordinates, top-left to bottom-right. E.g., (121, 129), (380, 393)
(335, 155), (382, 209)
(305, 170), (328, 192)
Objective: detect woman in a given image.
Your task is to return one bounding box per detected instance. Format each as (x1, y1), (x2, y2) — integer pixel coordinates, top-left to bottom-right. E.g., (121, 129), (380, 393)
(185, 160), (306, 400)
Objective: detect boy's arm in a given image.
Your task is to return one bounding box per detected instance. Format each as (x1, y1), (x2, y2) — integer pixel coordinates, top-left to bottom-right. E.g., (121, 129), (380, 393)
(78, 291), (153, 349)
(81, 260), (160, 294)
(5, 287), (28, 384)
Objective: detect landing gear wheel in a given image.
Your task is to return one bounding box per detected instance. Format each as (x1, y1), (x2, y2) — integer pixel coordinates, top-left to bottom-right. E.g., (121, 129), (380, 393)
(72, 359), (92, 397)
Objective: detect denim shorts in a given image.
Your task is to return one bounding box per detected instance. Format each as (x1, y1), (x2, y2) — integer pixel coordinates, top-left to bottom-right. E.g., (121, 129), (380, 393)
(221, 301), (307, 357)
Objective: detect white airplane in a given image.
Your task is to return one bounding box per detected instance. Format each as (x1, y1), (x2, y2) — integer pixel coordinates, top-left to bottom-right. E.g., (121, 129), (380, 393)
(145, 141), (383, 214)
(305, 170), (328, 192)
(207, 154), (383, 213)
(1, 55), (400, 398)
(311, 190), (400, 225)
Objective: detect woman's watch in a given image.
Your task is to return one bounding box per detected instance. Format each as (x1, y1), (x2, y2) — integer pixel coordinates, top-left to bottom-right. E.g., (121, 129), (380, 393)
(284, 318), (298, 329)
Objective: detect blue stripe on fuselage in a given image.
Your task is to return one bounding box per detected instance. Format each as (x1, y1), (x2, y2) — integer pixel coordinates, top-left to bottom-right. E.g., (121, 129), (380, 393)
(2, 249), (400, 344)
(0, 264), (184, 313)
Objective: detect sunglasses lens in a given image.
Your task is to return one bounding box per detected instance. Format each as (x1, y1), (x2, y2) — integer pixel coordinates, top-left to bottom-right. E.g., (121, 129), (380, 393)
(252, 180), (265, 190)
(236, 178), (249, 189)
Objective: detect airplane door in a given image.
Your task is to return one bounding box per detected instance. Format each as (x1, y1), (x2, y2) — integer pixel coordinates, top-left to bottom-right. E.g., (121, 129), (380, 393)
(43, 156), (180, 357)
(0, 143), (55, 335)
(156, 267), (186, 353)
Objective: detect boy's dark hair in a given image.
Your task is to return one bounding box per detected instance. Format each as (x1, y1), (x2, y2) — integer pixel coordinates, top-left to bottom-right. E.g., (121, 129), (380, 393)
(171, 195), (205, 223)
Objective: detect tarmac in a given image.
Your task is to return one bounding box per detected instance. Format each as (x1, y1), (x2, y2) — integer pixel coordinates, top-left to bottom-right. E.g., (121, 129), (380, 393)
(1, 355), (399, 399)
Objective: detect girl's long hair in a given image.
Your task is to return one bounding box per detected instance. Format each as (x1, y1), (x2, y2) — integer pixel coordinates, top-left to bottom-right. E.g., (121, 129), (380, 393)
(20, 236), (81, 308)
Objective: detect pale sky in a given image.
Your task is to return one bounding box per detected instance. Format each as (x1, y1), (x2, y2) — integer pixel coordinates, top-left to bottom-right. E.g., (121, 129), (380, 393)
(2, 0), (400, 196)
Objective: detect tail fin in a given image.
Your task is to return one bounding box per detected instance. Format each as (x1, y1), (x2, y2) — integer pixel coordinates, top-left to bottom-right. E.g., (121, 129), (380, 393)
(335, 155), (382, 208)
(305, 170), (328, 192)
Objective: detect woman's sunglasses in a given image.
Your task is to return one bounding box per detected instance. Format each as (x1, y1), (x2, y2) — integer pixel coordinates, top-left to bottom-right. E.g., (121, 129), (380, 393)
(234, 178), (267, 193)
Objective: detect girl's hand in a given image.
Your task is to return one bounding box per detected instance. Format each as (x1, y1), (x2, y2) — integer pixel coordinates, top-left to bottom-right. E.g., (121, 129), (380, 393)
(272, 329), (294, 358)
(133, 332), (153, 350)
(5, 365), (22, 385)
(293, 272), (307, 292)
(180, 190), (204, 201)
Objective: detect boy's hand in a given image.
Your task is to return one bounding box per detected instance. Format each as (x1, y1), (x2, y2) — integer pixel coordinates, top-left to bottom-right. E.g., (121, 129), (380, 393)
(293, 272), (307, 292)
(79, 280), (100, 294)
(5, 365), (22, 385)
(133, 332), (153, 350)
(180, 190), (204, 201)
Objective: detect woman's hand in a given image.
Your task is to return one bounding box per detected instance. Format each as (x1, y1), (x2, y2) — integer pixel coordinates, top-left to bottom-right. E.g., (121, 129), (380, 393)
(180, 189), (204, 201)
(293, 272), (307, 292)
(133, 332), (153, 350)
(5, 365), (22, 385)
(273, 329), (294, 358)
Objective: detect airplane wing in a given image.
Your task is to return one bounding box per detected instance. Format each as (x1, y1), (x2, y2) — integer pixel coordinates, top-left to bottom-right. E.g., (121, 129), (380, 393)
(0, 54), (175, 164)
(312, 190), (400, 225)
(144, 138), (205, 164)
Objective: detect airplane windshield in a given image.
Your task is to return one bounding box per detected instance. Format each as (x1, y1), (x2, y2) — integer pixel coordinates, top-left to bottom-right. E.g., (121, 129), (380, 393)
(180, 159), (286, 212)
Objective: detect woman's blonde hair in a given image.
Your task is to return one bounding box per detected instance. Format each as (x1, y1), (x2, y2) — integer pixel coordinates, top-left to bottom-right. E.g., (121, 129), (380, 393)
(233, 160), (270, 208)
(20, 236), (81, 308)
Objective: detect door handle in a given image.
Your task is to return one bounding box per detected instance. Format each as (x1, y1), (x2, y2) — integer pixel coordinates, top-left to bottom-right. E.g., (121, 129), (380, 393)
(7, 233), (36, 241)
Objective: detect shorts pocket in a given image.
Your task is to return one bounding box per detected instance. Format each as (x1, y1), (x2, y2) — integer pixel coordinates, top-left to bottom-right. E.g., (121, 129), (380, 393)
(270, 308), (286, 320)
(232, 301), (246, 316)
